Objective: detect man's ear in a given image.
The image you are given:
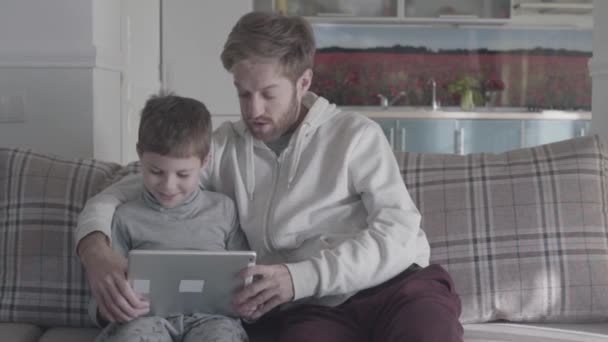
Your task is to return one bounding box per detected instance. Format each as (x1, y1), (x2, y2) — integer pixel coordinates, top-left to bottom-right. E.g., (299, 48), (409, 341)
(297, 68), (313, 96)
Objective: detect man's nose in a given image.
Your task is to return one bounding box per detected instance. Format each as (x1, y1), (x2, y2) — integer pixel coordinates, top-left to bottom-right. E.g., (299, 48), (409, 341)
(246, 96), (264, 119)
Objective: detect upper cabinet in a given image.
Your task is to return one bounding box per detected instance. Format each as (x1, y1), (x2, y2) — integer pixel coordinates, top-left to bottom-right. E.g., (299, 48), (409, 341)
(254, 0), (592, 27)
(400, 0), (511, 21)
(511, 0), (592, 28)
(513, 0), (592, 15)
(254, 0), (511, 24)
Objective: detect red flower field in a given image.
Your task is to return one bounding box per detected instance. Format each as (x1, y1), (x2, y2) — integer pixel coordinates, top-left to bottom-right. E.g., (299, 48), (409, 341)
(311, 52), (591, 110)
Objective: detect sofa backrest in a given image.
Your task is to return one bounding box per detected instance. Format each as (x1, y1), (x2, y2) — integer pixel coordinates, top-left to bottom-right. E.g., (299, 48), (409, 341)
(2, 134), (608, 327)
(0, 148), (138, 327)
(395, 134), (608, 323)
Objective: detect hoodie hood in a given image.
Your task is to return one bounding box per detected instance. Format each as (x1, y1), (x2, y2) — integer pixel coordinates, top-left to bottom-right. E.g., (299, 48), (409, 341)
(232, 92), (341, 200)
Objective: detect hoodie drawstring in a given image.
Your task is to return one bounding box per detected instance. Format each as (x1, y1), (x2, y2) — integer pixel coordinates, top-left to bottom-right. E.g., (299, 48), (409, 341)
(245, 135), (255, 200)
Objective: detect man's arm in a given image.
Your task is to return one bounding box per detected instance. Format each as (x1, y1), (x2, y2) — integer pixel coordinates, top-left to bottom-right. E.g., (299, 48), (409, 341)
(75, 173), (142, 246)
(286, 122), (429, 300)
(224, 198), (250, 251)
(76, 173), (148, 323)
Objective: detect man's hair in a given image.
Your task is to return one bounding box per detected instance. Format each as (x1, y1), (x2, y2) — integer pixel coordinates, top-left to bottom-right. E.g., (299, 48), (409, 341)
(221, 11), (315, 82)
(137, 93), (211, 161)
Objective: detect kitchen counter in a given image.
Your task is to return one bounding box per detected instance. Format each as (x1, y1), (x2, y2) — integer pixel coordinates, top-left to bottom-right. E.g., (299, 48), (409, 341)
(340, 106), (592, 121)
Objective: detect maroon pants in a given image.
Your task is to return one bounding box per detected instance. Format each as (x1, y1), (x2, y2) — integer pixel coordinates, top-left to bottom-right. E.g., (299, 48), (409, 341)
(246, 264), (463, 342)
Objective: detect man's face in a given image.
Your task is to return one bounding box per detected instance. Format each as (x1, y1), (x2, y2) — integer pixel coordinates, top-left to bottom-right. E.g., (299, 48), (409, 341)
(232, 59), (310, 141)
(139, 151), (204, 208)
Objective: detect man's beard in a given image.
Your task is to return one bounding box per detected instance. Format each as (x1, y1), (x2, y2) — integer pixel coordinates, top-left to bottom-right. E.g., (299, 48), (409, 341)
(247, 90), (300, 142)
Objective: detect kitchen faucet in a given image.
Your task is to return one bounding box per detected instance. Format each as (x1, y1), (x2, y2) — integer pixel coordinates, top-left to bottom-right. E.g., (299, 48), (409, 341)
(428, 78), (440, 111)
(377, 91), (406, 109)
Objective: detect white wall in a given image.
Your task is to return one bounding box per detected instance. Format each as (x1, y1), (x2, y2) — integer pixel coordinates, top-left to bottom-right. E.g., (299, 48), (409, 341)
(93, 69), (122, 161)
(162, 0), (252, 128)
(0, 0), (125, 162)
(0, 0), (94, 157)
(0, 0), (92, 46)
(0, 68), (94, 156)
(120, 0), (161, 163)
(591, 0), (608, 141)
(92, 0), (123, 162)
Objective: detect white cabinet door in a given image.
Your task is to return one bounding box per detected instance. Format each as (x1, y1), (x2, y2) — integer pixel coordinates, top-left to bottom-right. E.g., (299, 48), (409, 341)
(121, 0), (162, 163)
(162, 1), (252, 118)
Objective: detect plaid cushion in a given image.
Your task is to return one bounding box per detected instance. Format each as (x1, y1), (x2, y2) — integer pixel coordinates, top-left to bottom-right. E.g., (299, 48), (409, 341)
(396, 135), (608, 323)
(0, 148), (128, 327)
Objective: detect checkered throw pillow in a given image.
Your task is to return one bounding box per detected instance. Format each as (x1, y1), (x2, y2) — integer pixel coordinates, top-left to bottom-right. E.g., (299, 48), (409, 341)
(396, 135), (608, 323)
(0, 148), (139, 327)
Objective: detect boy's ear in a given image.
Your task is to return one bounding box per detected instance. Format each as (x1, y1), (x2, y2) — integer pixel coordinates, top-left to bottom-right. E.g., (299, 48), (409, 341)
(201, 151), (211, 168)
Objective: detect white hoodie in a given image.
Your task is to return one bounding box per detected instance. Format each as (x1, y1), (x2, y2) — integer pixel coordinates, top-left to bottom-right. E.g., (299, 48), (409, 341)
(76, 92), (430, 307)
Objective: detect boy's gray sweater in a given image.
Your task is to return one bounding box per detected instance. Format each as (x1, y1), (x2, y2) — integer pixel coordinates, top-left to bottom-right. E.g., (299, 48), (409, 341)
(111, 188), (247, 256)
(89, 186), (247, 325)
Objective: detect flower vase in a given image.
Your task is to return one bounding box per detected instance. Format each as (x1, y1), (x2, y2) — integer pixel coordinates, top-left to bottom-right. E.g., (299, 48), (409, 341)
(460, 89), (474, 111)
(485, 91), (500, 108)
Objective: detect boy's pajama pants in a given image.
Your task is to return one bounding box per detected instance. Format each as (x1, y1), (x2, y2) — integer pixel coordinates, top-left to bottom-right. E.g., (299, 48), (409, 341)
(95, 313), (247, 342)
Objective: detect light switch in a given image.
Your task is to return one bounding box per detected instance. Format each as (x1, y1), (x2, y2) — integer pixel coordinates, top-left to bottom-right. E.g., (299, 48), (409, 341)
(0, 95), (25, 123)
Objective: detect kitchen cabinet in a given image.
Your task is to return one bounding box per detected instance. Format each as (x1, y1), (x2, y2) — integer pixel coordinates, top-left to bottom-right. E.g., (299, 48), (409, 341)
(374, 118), (399, 150)
(395, 119), (457, 153)
(254, 0), (512, 24)
(523, 119), (590, 147)
(374, 118), (457, 153)
(457, 119), (522, 154)
(369, 114), (591, 155)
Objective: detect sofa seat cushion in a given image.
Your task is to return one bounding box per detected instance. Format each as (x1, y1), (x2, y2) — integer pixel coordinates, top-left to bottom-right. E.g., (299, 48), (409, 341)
(463, 322), (608, 341)
(395, 135), (608, 323)
(0, 323), (42, 342)
(38, 327), (100, 342)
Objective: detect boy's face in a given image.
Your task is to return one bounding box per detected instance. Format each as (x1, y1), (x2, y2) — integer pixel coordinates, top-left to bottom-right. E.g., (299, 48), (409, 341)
(232, 58), (311, 141)
(138, 152), (204, 208)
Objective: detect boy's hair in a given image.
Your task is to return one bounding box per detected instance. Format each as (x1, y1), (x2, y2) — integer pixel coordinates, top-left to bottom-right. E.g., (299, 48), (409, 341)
(220, 11), (315, 82)
(137, 93), (211, 161)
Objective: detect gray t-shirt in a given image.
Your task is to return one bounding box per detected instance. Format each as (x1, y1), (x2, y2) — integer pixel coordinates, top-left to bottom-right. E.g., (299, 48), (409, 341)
(265, 131), (293, 156)
(111, 187), (248, 256)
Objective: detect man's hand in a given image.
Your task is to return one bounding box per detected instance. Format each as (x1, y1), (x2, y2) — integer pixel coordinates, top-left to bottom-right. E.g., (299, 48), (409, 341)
(78, 232), (149, 323)
(232, 264), (294, 320)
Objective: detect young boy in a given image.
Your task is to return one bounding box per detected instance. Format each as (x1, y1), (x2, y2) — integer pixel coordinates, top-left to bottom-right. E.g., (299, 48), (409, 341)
(92, 94), (249, 342)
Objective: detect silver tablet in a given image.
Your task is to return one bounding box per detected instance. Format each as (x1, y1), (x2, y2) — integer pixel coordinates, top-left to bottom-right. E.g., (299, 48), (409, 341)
(127, 249), (256, 318)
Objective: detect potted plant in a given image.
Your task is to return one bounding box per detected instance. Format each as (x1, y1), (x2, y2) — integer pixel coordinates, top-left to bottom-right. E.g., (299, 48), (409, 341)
(447, 75), (482, 110)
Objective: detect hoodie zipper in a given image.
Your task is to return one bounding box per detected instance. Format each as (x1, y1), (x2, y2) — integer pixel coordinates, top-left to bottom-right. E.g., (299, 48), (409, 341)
(261, 154), (282, 252)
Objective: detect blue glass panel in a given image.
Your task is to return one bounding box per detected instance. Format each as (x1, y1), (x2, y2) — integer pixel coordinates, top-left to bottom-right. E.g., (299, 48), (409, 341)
(458, 119), (521, 154)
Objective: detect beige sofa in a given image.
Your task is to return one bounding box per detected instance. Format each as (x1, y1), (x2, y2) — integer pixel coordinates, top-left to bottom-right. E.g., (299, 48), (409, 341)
(2, 135), (608, 342)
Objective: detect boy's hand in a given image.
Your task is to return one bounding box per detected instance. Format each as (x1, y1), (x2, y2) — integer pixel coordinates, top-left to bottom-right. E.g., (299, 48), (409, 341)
(78, 232), (150, 322)
(232, 264), (294, 320)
